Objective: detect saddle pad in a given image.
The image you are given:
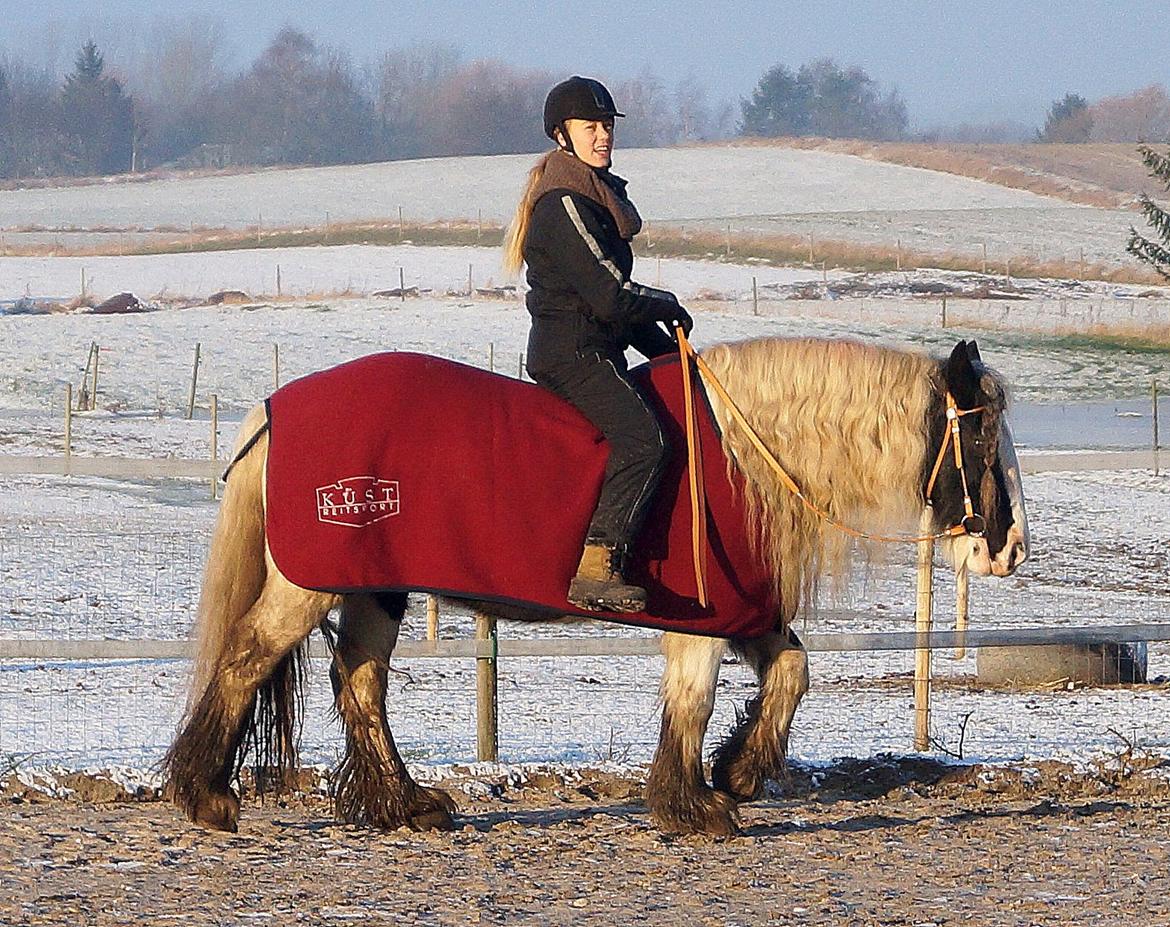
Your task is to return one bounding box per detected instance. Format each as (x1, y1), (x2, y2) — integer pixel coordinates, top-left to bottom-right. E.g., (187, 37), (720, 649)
(265, 351), (780, 639)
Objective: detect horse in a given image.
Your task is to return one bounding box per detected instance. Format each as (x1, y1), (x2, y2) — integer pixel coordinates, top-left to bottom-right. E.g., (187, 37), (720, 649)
(163, 336), (1028, 837)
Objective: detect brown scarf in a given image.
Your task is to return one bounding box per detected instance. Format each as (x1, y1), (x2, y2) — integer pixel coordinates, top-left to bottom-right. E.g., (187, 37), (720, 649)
(531, 149), (643, 241)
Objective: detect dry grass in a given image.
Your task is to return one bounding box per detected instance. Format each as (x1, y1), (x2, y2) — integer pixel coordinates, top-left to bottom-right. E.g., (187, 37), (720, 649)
(634, 225), (1166, 286)
(725, 137), (1160, 209)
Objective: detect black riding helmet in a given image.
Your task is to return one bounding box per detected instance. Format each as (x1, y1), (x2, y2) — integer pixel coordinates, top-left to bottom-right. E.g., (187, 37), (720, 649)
(543, 76), (625, 144)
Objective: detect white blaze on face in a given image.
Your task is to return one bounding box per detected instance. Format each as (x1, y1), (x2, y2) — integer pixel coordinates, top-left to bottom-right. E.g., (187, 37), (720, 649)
(991, 418), (1029, 576)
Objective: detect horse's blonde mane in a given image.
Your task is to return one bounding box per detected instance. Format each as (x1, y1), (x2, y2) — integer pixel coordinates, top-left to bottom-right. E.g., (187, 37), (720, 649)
(701, 336), (938, 620)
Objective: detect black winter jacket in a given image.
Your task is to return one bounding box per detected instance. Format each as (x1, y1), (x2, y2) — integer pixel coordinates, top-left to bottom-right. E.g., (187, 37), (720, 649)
(523, 183), (680, 375)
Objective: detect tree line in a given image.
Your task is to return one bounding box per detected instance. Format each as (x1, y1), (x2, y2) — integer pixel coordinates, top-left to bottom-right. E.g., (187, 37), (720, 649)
(0, 24), (924, 180)
(0, 27), (739, 180)
(1038, 87), (1170, 143)
(6, 21), (1169, 183)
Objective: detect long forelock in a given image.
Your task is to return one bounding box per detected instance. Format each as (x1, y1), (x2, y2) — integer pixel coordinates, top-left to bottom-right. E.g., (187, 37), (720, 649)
(700, 337), (939, 619)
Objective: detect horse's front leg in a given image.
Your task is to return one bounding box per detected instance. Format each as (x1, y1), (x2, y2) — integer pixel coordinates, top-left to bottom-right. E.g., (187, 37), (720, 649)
(712, 627), (809, 802)
(645, 631), (737, 835)
(330, 592), (456, 831)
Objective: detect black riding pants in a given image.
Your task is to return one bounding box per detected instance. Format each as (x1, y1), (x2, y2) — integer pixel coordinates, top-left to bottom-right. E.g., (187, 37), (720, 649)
(531, 353), (670, 553)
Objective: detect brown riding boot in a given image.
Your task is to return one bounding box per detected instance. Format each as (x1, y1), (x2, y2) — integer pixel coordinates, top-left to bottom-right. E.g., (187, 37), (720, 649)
(567, 543), (648, 613)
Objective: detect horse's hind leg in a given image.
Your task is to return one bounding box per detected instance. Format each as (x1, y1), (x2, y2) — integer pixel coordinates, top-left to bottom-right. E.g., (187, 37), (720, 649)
(330, 592), (456, 831)
(165, 569), (336, 832)
(645, 632), (737, 835)
(712, 628), (809, 802)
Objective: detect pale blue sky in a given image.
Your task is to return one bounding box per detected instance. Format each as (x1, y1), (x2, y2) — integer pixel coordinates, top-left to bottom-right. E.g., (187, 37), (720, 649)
(5, 0), (1169, 130)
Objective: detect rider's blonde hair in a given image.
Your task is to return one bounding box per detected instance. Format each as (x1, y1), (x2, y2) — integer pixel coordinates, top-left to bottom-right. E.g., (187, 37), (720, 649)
(502, 150), (556, 277)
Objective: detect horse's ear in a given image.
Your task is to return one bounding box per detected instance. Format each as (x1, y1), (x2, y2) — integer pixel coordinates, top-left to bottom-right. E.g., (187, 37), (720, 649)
(967, 340), (982, 364)
(944, 340), (980, 404)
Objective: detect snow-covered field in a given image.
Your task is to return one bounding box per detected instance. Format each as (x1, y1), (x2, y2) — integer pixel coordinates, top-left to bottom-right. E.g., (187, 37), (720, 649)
(0, 147), (1071, 231)
(4, 250), (1170, 775)
(1, 145), (1146, 271)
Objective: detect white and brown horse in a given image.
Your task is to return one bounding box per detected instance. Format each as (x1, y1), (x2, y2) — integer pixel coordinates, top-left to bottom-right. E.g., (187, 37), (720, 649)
(163, 337), (1028, 836)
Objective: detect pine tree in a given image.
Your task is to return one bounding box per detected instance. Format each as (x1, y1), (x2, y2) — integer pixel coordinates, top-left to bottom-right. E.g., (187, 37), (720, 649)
(1127, 145), (1170, 279)
(59, 40), (135, 176)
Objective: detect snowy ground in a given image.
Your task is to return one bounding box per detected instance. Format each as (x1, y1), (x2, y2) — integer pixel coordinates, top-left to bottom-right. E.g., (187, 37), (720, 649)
(3, 251), (1170, 775)
(0, 147), (1071, 232)
(0, 145), (1146, 273)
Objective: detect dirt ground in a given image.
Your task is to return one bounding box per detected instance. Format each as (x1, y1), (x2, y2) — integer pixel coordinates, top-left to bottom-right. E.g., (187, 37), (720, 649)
(2, 758), (1169, 927)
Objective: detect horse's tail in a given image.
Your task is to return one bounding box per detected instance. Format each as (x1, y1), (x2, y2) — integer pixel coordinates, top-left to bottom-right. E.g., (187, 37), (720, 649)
(190, 402), (305, 787)
(188, 402), (271, 707)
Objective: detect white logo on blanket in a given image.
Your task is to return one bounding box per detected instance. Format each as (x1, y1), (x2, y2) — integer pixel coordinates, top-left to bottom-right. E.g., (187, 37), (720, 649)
(316, 477), (400, 527)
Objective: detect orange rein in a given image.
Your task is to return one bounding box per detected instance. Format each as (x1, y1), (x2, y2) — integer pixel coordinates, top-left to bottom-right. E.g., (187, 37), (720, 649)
(674, 327), (987, 605)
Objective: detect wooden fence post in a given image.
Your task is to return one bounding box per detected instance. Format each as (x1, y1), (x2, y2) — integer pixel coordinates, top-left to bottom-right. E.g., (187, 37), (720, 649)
(941, 295), (948, 328)
(187, 343), (201, 420)
(64, 384), (72, 463)
(426, 595), (439, 641)
(954, 564), (969, 660)
(475, 612), (499, 762)
(914, 509), (934, 751)
(210, 394), (219, 500)
(752, 276), (758, 316)
(399, 267), (405, 303)
(1154, 380), (1161, 477)
(90, 344), (99, 411)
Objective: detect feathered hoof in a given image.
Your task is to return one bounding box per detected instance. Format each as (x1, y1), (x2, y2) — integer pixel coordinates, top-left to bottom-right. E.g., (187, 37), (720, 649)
(189, 787), (241, 833)
(649, 786), (741, 837)
(711, 758), (765, 804)
(406, 785), (457, 831)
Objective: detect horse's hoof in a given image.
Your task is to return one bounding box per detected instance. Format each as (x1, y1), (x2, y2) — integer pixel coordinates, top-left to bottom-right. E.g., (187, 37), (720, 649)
(650, 787), (741, 837)
(711, 761), (765, 804)
(408, 786), (457, 831)
(190, 788), (240, 833)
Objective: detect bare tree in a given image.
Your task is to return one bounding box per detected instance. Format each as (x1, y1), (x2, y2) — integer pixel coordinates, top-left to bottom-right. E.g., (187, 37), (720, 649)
(613, 70), (674, 147)
(1089, 85), (1170, 143)
(427, 59), (550, 157)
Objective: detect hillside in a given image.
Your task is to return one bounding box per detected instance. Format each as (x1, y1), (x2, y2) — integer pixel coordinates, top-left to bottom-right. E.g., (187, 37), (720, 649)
(753, 138), (1159, 209)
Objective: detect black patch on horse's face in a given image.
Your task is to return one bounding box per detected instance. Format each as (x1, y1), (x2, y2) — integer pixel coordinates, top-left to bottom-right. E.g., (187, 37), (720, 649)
(926, 340), (1014, 556)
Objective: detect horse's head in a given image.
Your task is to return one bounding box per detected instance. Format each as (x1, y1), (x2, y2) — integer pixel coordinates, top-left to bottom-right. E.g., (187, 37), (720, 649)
(929, 339), (1029, 578)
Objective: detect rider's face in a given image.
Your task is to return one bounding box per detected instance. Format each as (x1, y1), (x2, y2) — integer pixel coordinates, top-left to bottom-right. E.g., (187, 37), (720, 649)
(559, 118), (615, 169)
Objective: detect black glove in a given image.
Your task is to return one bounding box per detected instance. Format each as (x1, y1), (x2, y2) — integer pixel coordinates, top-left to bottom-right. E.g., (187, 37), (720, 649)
(670, 305), (694, 337)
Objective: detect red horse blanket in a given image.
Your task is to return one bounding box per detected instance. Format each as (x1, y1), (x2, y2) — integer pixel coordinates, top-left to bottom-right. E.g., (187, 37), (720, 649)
(265, 352), (780, 639)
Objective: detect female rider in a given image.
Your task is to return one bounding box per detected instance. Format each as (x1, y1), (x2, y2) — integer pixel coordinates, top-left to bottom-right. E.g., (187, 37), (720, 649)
(503, 76), (693, 613)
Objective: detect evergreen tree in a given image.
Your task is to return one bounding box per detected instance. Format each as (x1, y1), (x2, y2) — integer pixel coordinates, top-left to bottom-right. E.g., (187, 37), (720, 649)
(1038, 93), (1092, 142)
(740, 59), (906, 140)
(59, 40), (135, 175)
(1127, 145), (1170, 278)
(740, 64), (810, 137)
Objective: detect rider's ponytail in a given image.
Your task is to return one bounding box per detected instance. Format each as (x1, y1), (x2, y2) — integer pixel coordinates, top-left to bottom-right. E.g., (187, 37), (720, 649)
(502, 150), (555, 277)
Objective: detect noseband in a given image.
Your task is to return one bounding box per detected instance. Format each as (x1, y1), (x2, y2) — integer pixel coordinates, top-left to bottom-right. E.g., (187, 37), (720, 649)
(925, 392), (988, 539)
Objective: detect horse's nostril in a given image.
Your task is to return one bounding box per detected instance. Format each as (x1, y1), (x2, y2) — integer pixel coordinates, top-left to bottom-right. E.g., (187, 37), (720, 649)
(1010, 541), (1026, 567)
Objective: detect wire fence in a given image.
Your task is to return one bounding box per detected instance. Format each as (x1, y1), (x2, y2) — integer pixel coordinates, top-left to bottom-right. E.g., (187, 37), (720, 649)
(3, 459), (1170, 772)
